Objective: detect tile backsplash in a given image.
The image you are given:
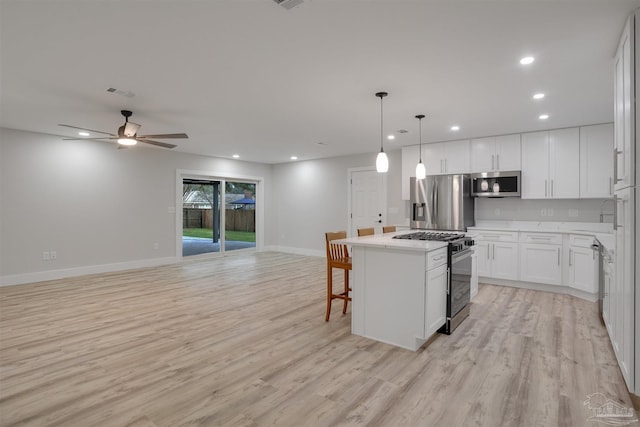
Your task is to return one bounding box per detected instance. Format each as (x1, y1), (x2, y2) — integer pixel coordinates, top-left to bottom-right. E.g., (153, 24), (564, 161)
(474, 198), (613, 223)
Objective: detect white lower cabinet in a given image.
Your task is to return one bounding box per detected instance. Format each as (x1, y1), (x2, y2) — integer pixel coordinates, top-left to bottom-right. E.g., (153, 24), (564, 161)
(475, 231), (518, 280)
(425, 264), (447, 337)
(519, 243), (562, 285)
(518, 232), (562, 285)
(566, 235), (599, 294)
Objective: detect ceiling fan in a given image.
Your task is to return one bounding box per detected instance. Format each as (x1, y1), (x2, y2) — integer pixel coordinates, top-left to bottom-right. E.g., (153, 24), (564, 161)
(58, 110), (188, 149)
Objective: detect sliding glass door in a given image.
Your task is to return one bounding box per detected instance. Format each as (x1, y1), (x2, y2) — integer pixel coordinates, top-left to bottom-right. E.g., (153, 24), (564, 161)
(181, 177), (257, 257)
(224, 181), (256, 252)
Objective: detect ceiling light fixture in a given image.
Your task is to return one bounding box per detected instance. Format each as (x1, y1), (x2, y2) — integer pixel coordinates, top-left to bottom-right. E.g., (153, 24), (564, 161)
(415, 114), (426, 180)
(533, 93), (545, 100)
(290, 156), (298, 160)
(117, 137), (137, 146)
(232, 154), (240, 158)
(520, 56), (535, 65)
(539, 114), (549, 120)
(387, 135), (395, 140)
(375, 91), (389, 173)
(451, 125), (460, 131)
(78, 131), (90, 137)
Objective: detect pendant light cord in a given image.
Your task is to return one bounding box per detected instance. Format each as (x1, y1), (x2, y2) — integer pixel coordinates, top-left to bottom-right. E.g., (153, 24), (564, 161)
(418, 118), (422, 162)
(380, 95), (384, 152)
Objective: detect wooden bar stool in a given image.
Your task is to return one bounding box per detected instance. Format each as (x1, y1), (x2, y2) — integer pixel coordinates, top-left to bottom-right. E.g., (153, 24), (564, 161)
(325, 231), (352, 321)
(357, 227), (375, 236)
(382, 225), (396, 233)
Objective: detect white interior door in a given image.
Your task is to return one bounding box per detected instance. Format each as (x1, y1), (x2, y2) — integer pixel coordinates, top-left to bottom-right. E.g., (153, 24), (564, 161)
(350, 169), (386, 237)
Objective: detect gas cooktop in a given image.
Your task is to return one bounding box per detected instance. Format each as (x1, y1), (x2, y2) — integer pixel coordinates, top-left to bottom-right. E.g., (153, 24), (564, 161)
(393, 231), (464, 242)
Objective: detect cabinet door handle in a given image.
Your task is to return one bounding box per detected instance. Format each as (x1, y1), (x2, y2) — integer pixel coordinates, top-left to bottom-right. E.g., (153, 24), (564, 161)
(545, 180), (548, 197)
(569, 248), (572, 266)
(441, 159), (444, 173)
(492, 244), (495, 260)
(492, 155), (495, 170)
(609, 177), (613, 195)
(444, 159), (447, 173)
(530, 236), (551, 241)
(497, 154), (500, 170)
(557, 248), (560, 266)
(613, 194), (617, 230)
(614, 149), (622, 184)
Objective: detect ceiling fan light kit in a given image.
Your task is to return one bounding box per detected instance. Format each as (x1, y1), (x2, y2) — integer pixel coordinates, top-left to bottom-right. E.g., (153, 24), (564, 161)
(375, 91), (389, 173)
(58, 110), (188, 150)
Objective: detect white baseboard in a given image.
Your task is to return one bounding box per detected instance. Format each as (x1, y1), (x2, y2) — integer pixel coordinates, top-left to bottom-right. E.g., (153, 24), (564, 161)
(479, 276), (599, 302)
(263, 245), (324, 258)
(0, 256), (180, 287)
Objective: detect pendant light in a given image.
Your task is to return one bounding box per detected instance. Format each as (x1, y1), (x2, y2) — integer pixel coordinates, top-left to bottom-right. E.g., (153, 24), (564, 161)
(375, 91), (389, 173)
(415, 114), (426, 179)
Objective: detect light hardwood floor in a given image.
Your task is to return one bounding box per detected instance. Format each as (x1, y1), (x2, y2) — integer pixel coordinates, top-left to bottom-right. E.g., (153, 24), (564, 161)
(0, 251), (637, 426)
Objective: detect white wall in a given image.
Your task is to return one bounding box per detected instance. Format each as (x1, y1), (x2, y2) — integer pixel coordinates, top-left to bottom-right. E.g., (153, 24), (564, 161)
(271, 149), (405, 255)
(0, 128), (274, 284)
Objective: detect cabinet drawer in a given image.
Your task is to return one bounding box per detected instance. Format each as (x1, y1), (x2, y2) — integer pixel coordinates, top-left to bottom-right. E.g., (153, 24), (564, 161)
(520, 232), (562, 245)
(570, 234), (596, 248)
(427, 248), (448, 270)
(474, 230), (518, 242)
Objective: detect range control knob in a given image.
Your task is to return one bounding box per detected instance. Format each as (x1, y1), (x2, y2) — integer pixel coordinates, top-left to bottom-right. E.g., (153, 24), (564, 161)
(464, 239), (475, 247)
(451, 243), (463, 253)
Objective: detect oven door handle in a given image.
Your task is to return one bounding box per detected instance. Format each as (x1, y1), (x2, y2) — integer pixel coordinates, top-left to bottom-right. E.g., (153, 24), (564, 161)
(447, 268), (450, 295)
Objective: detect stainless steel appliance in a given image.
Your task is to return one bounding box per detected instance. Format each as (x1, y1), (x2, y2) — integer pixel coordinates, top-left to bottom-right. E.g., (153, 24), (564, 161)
(393, 231), (475, 334)
(471, 171), (521, 197)
(410, 175), (474, 231)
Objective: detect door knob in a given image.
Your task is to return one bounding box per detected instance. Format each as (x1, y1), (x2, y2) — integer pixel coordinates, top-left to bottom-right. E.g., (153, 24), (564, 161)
(378, 220), (382, 223)
(378, 213), (382, 217)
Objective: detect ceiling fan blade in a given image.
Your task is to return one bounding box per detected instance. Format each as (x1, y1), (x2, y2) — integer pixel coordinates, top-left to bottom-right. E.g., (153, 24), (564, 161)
(139, 139), (177, 149)
(124, 122), (141, 137)
(63, 137), (118, 141)
(58, 124), (115, 136)
(138, 133), (188, 139)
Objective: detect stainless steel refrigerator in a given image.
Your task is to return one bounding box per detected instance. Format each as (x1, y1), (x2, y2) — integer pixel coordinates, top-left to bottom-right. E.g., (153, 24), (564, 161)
(410, 175), (474, 231)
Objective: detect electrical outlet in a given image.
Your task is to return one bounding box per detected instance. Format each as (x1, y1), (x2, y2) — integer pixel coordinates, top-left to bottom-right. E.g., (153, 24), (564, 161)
(548, 208), (554, 217)
(50, 251), (57, 260)
(42, 251), (50, 260)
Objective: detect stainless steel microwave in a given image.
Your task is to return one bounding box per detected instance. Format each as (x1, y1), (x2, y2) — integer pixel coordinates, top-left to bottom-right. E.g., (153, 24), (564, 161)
(471, 171), (521, 197)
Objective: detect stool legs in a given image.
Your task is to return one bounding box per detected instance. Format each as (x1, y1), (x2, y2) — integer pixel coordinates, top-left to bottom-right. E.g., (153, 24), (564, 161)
(342, 269), (349, 314)
(325, 265), (333, 321)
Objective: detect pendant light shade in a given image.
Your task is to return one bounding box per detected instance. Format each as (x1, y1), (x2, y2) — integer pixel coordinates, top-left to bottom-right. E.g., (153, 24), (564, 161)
(375, 92), (389, 173)
(415, 114), (426, 179)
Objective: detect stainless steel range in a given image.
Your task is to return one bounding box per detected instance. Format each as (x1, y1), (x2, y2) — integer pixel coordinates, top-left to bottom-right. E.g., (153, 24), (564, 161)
(393, 231), (474, 334)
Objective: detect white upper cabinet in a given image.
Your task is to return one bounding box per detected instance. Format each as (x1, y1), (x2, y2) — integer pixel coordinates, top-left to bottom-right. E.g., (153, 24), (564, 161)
(470, 134), (521, 173)
(521, 129), (579, 199)
(549, 128), (580, 198)
(521, 131), (549, 199)
(614, 16), (635, 191)
(580, 123), (614, 198)
(423, 140), (470, 175)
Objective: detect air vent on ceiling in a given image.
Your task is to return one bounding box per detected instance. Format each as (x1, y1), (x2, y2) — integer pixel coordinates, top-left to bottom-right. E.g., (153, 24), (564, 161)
(106, 87), (135, 98)
(273, 0), (303, 10)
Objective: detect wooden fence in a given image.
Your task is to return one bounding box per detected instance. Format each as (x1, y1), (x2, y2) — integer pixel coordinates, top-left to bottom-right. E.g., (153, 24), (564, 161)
(183, 208), (255, 232)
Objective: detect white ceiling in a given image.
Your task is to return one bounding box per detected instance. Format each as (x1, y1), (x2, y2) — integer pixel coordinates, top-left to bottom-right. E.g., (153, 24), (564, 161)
(1, 0), (638, 164)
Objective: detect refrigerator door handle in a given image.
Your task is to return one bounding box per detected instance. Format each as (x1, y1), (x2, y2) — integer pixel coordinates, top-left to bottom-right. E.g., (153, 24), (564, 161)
(613, 194), (618, 230)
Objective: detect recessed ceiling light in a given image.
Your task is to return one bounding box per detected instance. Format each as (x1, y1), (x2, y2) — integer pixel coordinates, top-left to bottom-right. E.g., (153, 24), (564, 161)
(533, 93), (545, 100)
(451, 126), (460, 131)
(387, 135), (395, 140)
(520, 56), (535, 65)
(539, 114), (549, 120)
(78, 131), (90, 136)
(232, 154), (240, 158)
(290, 156), (298, 160)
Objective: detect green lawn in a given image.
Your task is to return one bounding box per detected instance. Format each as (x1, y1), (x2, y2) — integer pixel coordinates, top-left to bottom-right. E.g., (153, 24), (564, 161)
(183, 228), (256, 243)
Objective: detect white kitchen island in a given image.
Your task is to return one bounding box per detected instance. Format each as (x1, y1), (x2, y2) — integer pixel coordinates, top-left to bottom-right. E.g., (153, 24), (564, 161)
(337, 233), (449, 351)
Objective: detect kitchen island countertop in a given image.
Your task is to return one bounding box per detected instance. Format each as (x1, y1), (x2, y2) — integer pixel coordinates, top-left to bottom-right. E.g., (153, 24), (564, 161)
(336, 232), (448, 252)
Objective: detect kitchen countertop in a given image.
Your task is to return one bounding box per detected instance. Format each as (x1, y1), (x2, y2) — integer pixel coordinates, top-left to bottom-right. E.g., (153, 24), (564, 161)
(468, 220), (615, 252)
(336, 232), (448, 252)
